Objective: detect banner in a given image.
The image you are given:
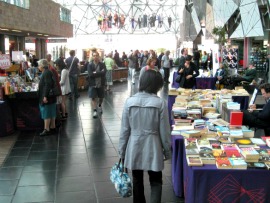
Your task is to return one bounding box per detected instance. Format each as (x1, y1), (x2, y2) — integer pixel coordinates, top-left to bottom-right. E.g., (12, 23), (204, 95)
(0, 54), (11, 69)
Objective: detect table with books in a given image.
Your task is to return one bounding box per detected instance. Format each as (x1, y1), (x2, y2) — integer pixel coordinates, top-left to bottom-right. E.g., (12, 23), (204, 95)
(183, 137), (270, 203)
(168, 87), (249, 126)
(172, 124), (270, 201)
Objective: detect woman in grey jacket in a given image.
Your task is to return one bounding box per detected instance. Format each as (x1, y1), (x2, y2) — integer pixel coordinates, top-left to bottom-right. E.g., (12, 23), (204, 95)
(118, 70), (171, 203)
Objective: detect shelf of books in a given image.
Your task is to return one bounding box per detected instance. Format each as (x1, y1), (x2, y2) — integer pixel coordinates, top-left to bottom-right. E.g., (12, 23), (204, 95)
(250, 47), (267, 78)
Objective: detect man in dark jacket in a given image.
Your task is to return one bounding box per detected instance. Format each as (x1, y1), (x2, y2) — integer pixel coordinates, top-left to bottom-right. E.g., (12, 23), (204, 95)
(242, 83), (270, 129)
(87, 52), (107, 118)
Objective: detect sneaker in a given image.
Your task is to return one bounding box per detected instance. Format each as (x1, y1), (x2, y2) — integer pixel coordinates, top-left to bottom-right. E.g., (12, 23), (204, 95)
(98, 106), (103, 114)
(93, 111), (97, 118)
(39, 129), (50, 136)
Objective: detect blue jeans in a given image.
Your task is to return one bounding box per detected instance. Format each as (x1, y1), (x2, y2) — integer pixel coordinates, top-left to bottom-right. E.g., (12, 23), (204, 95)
(69, 74), (79, 97)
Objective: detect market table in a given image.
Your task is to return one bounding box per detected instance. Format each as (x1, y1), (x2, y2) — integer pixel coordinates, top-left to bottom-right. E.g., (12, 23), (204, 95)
(171, 135), (185, 197)
(8, 92), (43, 131)
(0, 101), (14, 136)
(183, 150), (270, 203)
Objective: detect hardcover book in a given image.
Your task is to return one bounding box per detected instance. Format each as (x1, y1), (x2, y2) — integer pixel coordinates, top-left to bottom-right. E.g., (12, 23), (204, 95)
(230, 112), (243, 126)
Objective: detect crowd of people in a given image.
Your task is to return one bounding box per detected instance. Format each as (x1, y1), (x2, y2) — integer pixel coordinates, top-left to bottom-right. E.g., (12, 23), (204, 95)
(16, 46), (270, 203)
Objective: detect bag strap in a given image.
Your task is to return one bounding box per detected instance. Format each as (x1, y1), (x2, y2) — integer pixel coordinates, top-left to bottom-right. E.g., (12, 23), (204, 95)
(68, 56), (76, 72)
(117, 158), (128, 173)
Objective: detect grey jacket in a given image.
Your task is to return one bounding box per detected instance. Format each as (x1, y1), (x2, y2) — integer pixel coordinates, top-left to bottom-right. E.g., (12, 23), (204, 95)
(118, 92), (171, 172)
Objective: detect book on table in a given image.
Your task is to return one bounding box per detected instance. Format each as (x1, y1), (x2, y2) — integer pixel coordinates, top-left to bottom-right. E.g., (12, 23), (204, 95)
(186, 156), (203, 166)
(234, 138), (256, 148)
(230, 112), (243, 126)
(246, 162), (267, 169)
(181, 130), (201, 138)
(250, 138), (266, 146)
(199, 151), (215, 164)
(242, 126), (255, 138)
(216, 157), (233, 169)
(185, 148), (200, 155)
(229, 158), (247, 169)
(240, 147), (260, 160)
(184, 138), (198, 149)
(256, 149), (270, 163)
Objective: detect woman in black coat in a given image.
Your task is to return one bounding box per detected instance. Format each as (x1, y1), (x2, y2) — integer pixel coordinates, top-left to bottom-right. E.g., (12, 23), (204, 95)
(38, 59), (57, 136)
(177, 55), (199, 88)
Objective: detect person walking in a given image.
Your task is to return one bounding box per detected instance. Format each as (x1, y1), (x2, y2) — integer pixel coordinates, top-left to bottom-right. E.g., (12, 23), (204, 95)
(37, 59), (57, 136)
(65, 50), (80, 100)
(87, 52), (107, 118)
(59, 65), (71, 120)
(161, 50), (171, 83)
(128, 50), (139, 84)
(118, 69), (171, 203)
(104, 53), (114, 91)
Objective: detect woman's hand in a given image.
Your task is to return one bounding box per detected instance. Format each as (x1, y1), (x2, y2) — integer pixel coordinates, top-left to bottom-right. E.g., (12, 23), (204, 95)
(43, 97), (48, 104)
(179, 68), (184, 73)
(186, 75), (192, 79)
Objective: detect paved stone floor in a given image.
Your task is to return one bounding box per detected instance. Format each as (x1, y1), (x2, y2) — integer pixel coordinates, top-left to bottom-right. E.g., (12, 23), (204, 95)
(0, 75), (184, 203)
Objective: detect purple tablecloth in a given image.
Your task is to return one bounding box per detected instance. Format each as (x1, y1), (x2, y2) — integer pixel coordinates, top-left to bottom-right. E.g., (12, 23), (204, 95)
(195, 77), (216, 89)
(183, 151), (270, 203)
(171, 135), (184, 197)
(0, 101), (14, 136)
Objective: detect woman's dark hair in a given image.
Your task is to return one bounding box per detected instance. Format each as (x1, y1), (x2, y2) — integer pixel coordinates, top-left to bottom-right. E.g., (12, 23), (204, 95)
(139, 69), (163, 94)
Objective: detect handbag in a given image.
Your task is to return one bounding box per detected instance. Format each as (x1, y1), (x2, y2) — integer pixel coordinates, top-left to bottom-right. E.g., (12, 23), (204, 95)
(175, 74), (182, 83)
(48, 72), (61, 97)
(110, 159), (132, 198)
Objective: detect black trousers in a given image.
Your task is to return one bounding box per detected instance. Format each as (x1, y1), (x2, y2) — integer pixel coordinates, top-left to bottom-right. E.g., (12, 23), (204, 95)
(132, 170), (162, 203)
(163, 68), (170, 82)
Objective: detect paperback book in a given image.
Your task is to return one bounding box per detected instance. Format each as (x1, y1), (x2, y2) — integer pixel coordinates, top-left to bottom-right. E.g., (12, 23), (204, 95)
(216, 157), (233, 169)
(186, 156), (203, 166)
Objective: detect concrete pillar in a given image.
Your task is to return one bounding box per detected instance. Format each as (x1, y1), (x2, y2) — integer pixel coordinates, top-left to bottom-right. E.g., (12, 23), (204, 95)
(243, 37), (252, 68)
(0, 34), (5, 53)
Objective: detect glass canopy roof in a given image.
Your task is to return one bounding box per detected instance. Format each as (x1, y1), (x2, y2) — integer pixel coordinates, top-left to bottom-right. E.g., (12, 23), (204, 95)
(53, 0), (184, 36)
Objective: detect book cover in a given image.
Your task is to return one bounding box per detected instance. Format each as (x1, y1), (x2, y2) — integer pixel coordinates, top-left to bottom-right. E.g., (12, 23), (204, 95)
(229, 158), (247, 169)
(234, 138), (255, 147)
(186, 148), (199, 155)
(240, 147), (260, 160)
(184, 138), (198, 149)
(212, 149), (227, 158)
(246, 162), (267, 169)
(250, 138), (266, 146)
(256, 149), (270, 163)
(216, 157), (232, 169)
(224, 149), (242, 158)
(196, 138), (211, 148)
(199, 151), (215, 164)
(186, 156), (203, 166)
(230, 112), (243, 126)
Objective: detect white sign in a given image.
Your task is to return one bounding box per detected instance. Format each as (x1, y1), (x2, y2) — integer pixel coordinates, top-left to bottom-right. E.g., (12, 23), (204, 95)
(0, 54), (11, 69)
(12, 51), (24, 61)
